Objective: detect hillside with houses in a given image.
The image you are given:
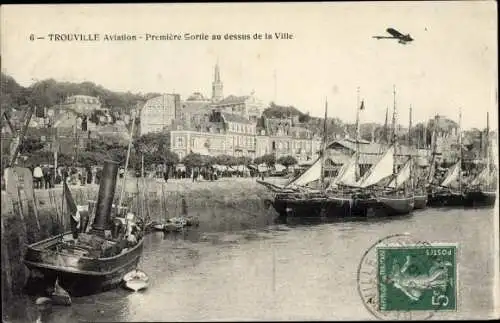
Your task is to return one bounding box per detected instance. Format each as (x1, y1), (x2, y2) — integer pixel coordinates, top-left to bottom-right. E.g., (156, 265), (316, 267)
(1, 72), (493, 173)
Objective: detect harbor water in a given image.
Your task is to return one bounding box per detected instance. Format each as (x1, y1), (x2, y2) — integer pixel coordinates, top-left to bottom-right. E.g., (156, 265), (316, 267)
(2, 207), (497, 322)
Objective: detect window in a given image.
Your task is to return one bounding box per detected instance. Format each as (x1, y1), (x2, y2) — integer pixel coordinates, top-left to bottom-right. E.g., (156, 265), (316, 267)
(177, 137), (184, 148)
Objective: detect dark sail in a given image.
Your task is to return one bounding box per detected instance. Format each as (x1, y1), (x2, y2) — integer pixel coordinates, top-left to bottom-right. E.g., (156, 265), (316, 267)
(63, 181), (79, 237)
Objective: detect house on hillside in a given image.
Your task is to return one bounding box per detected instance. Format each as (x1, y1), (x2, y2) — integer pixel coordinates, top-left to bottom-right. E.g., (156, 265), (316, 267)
(60, 95), (102, 115)
(212, 92), (264, 123)
(179, 92), (212, 130)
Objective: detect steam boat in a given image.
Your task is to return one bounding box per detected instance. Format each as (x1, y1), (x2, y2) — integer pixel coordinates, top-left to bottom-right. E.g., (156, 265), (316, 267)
(24, 160), (145, 296)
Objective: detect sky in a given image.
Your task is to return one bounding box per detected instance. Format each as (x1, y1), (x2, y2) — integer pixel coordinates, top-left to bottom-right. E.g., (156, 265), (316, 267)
(1, 2), (497, 130)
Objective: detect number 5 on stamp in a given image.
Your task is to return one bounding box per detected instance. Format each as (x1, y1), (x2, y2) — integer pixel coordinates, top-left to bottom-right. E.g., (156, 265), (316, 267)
(377, 245), (457, 312)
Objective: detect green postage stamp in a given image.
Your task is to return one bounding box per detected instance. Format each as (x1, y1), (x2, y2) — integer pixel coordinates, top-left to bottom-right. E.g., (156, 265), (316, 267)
(377, 244), (457, 312)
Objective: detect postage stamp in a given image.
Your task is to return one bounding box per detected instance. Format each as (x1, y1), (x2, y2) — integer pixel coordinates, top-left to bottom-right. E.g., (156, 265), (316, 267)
(357, 233), (459, 321)
(377, 244), (457, 312)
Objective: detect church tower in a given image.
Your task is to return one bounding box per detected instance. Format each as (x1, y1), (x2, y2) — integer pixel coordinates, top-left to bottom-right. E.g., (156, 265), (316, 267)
(211, 61), (223, 102)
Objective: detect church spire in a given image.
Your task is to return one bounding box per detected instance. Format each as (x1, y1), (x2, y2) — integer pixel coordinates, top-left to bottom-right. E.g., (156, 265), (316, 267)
(212, 59), (223, 102)
(214, 58), (221, 82)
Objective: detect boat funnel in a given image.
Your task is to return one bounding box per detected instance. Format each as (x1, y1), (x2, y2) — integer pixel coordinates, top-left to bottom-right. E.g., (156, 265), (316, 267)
(91, 160), (119, 237)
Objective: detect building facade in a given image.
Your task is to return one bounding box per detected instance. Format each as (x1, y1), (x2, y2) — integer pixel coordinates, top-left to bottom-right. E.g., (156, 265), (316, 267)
(140, 94), (181, 135)
(212, 92), (264, 123)
(60, 95), (102, 115)
(169, 110), (322, 162)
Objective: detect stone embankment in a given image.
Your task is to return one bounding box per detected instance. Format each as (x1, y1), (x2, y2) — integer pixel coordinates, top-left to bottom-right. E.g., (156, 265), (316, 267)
(1, 177), (284, 301)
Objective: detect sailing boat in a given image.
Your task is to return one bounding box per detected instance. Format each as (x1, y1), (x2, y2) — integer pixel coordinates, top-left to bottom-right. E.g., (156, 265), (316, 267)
(24, 105), (145, 297)
(464, 112), (497, 207)
(407, 105), (427, 209)
(269, 98), (331, 218)
(24, 160), (145, 296)
(427, 110), (467, 207)
(330, 86), (414, 217)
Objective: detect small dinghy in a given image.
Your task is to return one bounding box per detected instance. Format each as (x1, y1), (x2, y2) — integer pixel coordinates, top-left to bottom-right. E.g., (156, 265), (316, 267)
(35, 296), (52, 311)
(51, 278), (71, 306)
(162, 217), (187, 232)
(169, 217), (187, 227)
(152, 223), (165, 231)
(185, 216), (200, 227)
(123, 269), (149, 292)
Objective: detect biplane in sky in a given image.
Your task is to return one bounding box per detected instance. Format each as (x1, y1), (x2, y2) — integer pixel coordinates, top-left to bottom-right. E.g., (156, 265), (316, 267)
(372, 28), (414, 45)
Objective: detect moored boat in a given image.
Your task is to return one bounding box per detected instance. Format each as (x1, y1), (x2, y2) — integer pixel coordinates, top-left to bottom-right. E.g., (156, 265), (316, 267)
(463, 113), (497, 208)
(24, 160), (145, 296)
(413, 193), (428, 209)
(123, 269), (149, 292)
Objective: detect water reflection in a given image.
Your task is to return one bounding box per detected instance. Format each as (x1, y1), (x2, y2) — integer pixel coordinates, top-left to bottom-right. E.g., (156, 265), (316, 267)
(2, 207), (496, 322)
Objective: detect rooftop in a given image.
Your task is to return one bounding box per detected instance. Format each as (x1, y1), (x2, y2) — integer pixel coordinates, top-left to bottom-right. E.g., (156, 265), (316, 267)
(220, 112), (253, 125)
(186, 92), (209, 102)
(216, 95), (250, 105)
(181, 101), (212, 115)
(327, 138), (426, 156)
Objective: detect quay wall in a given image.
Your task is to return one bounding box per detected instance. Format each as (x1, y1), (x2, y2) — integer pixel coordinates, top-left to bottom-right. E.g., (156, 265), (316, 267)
(1, 177), (283, 302)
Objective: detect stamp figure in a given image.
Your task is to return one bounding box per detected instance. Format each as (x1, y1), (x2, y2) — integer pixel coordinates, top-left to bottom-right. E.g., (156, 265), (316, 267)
(377, 245), (457, 312)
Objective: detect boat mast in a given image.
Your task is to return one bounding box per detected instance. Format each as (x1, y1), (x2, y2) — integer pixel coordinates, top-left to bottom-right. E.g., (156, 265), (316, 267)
(458, 108), (462, 193)
(383, 107), (389, 144)
(117, 103), (138, 217)
(392, 85), (398, 188)
(427, 115), (439, 184)
(320, 97), (328, 190)
(409, 104), (413, 191)
(486, 111), (490, 180)
(7, 106), (35, 167)
(355, 87), (361, 181)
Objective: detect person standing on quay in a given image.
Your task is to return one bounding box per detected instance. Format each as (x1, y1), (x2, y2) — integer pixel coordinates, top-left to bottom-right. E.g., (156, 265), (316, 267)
(33, 165), (43, 189)
(42, 165), (51, 189)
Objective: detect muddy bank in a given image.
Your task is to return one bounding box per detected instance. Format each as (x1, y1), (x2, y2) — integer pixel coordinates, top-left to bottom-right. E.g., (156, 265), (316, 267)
(1, 177), (283, 301)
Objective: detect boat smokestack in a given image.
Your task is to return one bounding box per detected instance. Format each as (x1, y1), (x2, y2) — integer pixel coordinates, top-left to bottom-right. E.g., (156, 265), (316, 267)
(91, 160), (119, 237)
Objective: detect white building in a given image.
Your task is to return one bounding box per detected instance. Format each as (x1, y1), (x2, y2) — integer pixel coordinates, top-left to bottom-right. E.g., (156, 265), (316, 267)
(139, 94), (181, 135)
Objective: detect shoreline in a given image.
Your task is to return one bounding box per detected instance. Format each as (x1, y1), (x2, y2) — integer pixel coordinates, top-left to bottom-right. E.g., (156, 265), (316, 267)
(1, 176), (286, 301)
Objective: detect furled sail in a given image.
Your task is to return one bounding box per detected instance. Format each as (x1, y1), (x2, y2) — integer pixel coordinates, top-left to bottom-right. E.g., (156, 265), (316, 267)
(286, 157), (321, 187)
(387, 157), (412, 189)
(357, 146), (395, 188)
(440, 161), (460, 187)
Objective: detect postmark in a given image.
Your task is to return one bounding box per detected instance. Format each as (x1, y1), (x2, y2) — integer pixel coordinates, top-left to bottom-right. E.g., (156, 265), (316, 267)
(357, 233), (458, 320)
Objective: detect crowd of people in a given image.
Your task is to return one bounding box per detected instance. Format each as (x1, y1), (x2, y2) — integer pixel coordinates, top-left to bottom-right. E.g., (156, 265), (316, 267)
(28, 164), (101, 190)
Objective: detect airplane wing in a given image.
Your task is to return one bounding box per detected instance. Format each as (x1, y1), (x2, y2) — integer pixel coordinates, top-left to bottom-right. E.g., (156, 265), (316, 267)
(387, 28), (404, 38)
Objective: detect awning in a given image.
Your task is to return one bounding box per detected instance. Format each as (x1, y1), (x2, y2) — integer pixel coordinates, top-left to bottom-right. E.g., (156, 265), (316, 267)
(212, 164), (227, 171)
(275, 164), (286, 172)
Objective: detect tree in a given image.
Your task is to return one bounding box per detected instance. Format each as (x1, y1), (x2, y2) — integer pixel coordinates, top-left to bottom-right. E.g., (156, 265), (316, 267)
(235, 156), (252, 166)
(134, 132), (178, 167)
(19, 136), (44, 154)
(254, 153), (276, 166)
(211, 154), (236, 166)
(182, 152), (210, 168)
(277, 155), (298, 169)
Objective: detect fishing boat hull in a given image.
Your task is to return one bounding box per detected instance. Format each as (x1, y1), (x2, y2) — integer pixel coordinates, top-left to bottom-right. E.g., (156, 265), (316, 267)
(427, 191), (467, 207)
(464, 190), (496, 208)
(272, 193), (294, 217)
(375, 195), (414, 216)
(282, 197), (326, 218)
(413, 194), (428, 209)
(24, 232), (144, 296)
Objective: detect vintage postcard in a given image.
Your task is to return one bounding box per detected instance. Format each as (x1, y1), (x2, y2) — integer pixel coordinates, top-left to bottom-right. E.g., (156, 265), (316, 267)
(1, 2), (498, 322)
